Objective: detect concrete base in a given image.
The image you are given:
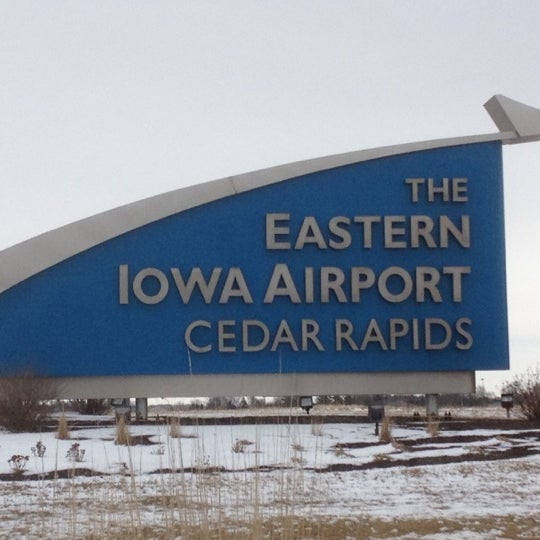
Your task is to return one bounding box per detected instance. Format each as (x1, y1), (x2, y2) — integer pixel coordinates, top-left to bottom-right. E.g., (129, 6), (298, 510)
(50, 371), (476, 399)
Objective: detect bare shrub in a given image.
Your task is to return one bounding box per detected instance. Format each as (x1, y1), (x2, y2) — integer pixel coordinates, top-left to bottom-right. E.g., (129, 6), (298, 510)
(69, 398), (110, 415)
(8, 454), (29, 473)
(31, 441), (46, 457)
(232, 439), (253, 453)
(66, 442), (86, 462)
(0, 371), (58, 432)
(151, 445), (165, 456)
(509, 364), (540, 420)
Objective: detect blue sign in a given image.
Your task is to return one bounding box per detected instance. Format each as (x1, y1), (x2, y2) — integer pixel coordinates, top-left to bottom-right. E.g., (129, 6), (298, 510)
(0, 141), (509, 377)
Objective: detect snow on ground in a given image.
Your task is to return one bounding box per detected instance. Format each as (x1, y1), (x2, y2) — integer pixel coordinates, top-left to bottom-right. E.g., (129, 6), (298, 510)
(4, 421), (537, 476)
(0, 413), (539, 539)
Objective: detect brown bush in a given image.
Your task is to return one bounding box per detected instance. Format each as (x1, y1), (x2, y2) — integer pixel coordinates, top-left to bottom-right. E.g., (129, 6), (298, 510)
(509, 364), (540, 421)
(0, 371), (58, 432)
(69, 398), (110, 415)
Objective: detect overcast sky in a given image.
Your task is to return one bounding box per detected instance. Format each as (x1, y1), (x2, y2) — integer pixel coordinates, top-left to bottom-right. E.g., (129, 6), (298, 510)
(1, 1), (539, 392)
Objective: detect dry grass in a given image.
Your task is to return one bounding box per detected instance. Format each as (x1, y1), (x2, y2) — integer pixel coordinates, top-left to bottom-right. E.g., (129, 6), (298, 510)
(168, 416), (198, 439)
(310, 420), (324, 437)
(379, 415), (393, 443)
(0, 455), (536, 540)
(56, 414), (71, 440)
(14, 513), (537, 539)
(426, 417), (440, 436)
(0, 415), (538, 539)
(168, 416), (182, 438)
(115, 416), (131, 445)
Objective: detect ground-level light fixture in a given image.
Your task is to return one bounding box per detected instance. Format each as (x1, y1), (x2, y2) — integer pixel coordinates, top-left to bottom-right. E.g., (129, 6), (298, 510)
(501, 392), (514, 418)
(368, 404), (385, 436)
(300, 396), (313, 414)
(111, 398), (131, 422)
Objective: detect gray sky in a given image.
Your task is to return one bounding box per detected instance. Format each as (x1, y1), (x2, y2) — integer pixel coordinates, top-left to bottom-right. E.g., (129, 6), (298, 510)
(1, 1), (539, 392)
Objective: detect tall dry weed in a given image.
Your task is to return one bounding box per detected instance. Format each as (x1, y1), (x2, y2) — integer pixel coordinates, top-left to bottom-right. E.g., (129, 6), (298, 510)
(169, 416), (182, 438)
(56, 413), (70, 440)
(379, 416), (393, 443)
(426, 417), (440, 436)
(115, 415), (131, 445)
(310, 420), (324, 437)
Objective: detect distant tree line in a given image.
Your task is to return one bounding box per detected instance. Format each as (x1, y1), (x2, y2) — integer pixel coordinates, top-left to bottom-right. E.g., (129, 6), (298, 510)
(0, 364), (538, 433)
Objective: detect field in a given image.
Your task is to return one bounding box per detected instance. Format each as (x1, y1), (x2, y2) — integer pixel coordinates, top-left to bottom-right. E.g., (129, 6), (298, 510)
(0, 406), (539, 539)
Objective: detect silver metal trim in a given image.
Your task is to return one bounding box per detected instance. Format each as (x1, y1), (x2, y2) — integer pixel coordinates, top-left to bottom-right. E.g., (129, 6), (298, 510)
(0, 130), (514, 295)
(51, 371), (476, 399)
(484, 94), (540, 144)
